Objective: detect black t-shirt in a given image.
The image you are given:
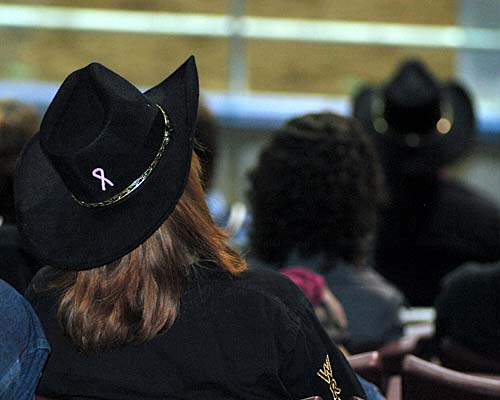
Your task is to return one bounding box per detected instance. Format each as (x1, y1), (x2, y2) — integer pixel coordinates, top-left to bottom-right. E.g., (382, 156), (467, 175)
(375, 177), (500, 306)
(27, 265), (365, 399)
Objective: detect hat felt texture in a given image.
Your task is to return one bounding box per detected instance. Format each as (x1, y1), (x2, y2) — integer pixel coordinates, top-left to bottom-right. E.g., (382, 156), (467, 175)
(352, 59), (475, 174)
(16, 56), (199, 270)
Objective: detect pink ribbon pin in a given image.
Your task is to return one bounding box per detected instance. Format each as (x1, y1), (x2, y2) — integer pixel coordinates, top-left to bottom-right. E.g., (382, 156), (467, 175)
(92, 168), (114, 191)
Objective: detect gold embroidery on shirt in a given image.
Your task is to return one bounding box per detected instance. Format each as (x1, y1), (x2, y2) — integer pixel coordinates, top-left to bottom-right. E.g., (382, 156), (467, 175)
(317, 354), (342, 400)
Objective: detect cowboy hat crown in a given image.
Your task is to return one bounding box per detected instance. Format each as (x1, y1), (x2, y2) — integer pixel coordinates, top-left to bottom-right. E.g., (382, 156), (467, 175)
(40, 63), (165, 205)
(16, 56), (199, 270)
(383, 60), (442, 135)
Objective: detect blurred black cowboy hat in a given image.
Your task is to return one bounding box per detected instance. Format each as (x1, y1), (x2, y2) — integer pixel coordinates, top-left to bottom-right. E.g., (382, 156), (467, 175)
(16, 56), (199, 270)
(352, 59), (476, 175)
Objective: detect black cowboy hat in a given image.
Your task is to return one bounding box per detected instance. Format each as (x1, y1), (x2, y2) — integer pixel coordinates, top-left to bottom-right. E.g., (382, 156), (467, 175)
(352, 59), (476, 175)
(15, 56), (199, 270)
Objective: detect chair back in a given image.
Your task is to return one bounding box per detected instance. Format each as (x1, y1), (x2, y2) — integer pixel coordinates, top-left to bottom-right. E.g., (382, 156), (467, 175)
(402, 355), (500, 400)
(439, 337), (500, 374)
(379, 332), (434, 376)
(348, 351), (384, 390)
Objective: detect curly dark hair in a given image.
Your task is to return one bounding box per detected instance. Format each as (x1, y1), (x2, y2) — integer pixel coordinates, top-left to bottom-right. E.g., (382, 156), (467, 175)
(248, 112), (386, 267)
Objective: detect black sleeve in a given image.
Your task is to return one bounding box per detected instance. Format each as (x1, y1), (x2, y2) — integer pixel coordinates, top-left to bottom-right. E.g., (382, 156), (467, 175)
(258, 272), (365, 399)
(280, 301), (366, 400)
(240, 268), (366, 400)
(214, 268), (366, 399)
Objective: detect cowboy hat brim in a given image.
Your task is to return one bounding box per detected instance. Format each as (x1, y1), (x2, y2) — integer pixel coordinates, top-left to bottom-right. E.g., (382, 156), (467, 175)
(16, 56), (199, 270)
(352, 82), (476, 174)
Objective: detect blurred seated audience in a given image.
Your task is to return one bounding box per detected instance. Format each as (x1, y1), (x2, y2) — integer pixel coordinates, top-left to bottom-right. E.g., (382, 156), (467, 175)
(0, 278), (50, 399)
(21, 59), (366, 399)
(0, 100), (40, 225)
(280, 267), (385, 400)
(248, 112), (405, 352)
(194, 99), (250, 251)
(391, 354), (500, 400)
(435, 261), (500, 356)
(280, 266), (349, 347)
(353, 59), (500, 306)
(0, 99), (40, 292)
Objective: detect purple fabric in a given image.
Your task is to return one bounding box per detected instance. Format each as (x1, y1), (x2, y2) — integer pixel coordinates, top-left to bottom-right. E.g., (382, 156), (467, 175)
(280, 266), (325, 306)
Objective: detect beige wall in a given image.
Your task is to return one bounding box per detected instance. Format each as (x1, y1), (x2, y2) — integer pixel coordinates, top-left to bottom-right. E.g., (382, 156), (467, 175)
(1, 0), (455, 23)
(2, 30), (228, 90)
(5, 1), (500, 210)
(1, 0), (457, 95)
(248, 0), (455, 24)
(248, 43), (455, 94)
(0, 0), (228, 13)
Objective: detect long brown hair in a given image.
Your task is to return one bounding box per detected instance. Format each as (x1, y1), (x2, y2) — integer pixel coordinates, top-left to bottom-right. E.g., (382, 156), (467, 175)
(55, 153), (247, 352)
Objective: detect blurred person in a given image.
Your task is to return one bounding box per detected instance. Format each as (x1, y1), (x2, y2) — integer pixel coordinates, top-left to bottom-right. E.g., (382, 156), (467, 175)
(280, 266), (349, 347)
(353, 59), (500, 306)
(194, 99), (218, 191)
(280, 267), (385, 400)
(20, 58), (366, 399)
(0, 278), (50, 399)
(0, 99), (40, 225)
(0, 100), (40, 292)
(248, 112), (405, 353)
(195, 98), (250, 251)
(194, 99), (227, 226)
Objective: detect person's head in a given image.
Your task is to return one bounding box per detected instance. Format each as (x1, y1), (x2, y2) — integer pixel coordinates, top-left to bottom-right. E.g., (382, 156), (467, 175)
(16, 57), (246, 353)
(352, 59), (476, 179)
(248, 112), (386, 267)
(194, 99), (219, 190)
(0, 100), (40, 224)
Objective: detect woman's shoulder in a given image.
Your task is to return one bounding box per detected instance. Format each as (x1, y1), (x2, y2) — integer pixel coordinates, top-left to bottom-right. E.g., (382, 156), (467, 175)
(0, 278), (49, 346)
(0, 278), (25, 305)
(201, 265), (310, 309)
(183, 265), (310, 356)
(189, 265), (313, 327)
(238, 267), (307, 296)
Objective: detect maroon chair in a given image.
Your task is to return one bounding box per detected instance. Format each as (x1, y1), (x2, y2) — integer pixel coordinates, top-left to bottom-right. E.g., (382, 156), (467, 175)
(348, 351), (385, 390)
(378, 332), (434, 377)
(439, 337), (500, 375)
(400, 355), (500, 400)
(385, 375), (402, 400)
